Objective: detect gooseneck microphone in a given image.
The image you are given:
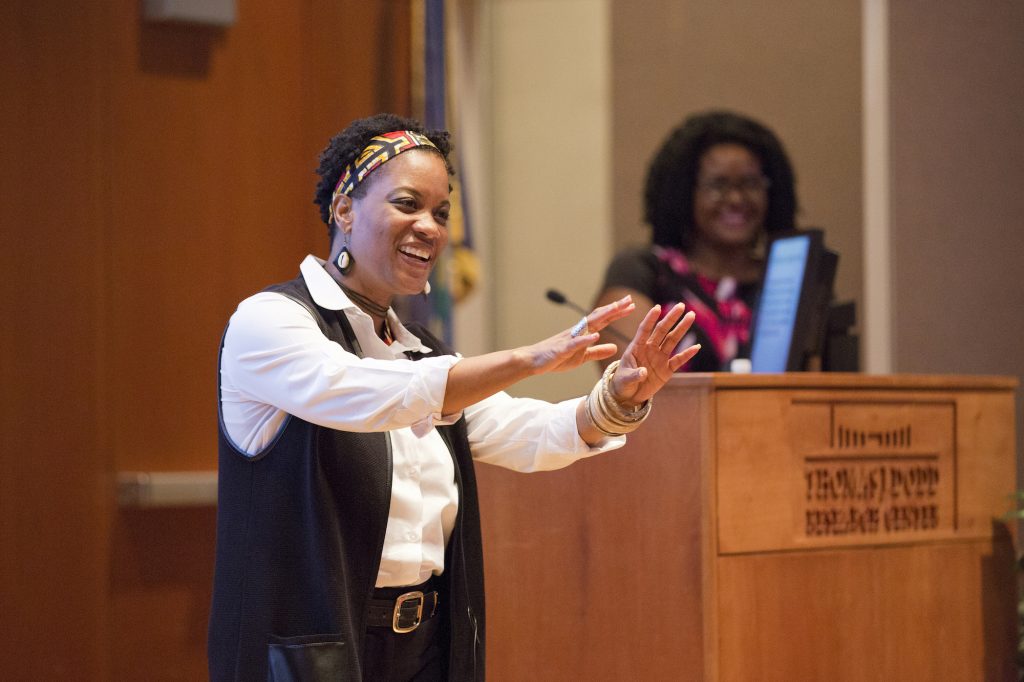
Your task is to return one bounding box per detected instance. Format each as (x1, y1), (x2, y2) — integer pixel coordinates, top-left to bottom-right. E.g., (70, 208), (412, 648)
(545, 289), (586, 314)
(545, 289), (632, 344)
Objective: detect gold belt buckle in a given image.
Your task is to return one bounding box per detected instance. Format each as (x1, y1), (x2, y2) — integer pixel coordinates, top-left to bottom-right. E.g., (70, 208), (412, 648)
(392, 590), (425, 633)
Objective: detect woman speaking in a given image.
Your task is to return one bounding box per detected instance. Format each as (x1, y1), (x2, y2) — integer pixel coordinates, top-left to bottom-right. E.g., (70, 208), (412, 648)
(208, 113), (700, 681)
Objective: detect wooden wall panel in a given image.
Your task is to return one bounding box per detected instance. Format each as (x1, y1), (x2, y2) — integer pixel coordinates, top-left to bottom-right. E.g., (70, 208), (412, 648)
(2, 0), (411, 678)
(477, 385), (713, 681)
(0, 2), (112, 679)
(474, 464), (591, 680)
(716, 541), (1016, 682)
(104, 0), (412, 475)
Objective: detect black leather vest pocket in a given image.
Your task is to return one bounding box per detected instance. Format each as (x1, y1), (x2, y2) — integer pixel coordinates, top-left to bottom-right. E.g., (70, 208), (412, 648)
(267, 633), (351, 682)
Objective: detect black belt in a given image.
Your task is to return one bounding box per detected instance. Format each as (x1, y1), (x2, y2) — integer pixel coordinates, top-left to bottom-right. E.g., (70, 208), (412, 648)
(367, 588), (440, 633)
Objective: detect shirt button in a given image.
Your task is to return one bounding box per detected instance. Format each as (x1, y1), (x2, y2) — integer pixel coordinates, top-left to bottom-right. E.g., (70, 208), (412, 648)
(406, 531), (419, 542)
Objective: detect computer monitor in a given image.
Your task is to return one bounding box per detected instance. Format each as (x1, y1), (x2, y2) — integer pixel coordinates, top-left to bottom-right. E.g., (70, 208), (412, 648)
(749, 229), (837, 372)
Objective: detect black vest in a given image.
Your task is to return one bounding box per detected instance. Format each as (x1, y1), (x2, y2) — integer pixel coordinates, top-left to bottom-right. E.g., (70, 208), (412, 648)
(208, 276), (485, 681)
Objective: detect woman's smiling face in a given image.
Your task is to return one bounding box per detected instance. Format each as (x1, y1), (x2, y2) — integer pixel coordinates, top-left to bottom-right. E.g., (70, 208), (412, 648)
(338, 149), (451, 303)
(691, 143), (768, 252)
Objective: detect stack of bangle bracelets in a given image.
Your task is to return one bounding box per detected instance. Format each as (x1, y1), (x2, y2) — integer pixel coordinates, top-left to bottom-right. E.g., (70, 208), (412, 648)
(585, 360), (652, 437)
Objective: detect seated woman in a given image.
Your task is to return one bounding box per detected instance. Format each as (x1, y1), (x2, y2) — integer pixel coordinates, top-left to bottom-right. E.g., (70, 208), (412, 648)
(595, 110), (798, 372)
(208, 113), (700, 682)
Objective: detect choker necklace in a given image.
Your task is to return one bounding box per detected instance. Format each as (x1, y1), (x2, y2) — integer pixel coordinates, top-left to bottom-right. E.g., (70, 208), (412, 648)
(337, 280), (390, 319)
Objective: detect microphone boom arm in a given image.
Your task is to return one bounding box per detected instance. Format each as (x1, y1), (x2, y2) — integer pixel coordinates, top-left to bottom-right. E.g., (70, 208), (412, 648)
(545, 289), (632, 344)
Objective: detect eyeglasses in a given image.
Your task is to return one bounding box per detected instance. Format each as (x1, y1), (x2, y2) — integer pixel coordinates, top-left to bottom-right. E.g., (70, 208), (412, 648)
(696, 175), (771, 202)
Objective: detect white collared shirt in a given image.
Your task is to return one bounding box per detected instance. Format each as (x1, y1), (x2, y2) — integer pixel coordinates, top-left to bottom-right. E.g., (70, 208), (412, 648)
(220, 255), (623, 586)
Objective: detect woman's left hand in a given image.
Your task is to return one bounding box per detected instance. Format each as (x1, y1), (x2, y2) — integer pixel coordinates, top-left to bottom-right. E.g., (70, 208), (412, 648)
(608, 303), (700, 406)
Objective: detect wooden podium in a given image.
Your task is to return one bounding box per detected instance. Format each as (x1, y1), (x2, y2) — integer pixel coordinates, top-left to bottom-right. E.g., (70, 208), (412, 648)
(475, 374), (1018, 681)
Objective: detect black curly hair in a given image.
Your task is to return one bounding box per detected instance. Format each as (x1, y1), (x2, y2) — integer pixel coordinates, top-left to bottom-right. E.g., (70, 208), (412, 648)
(644, 110), (797, 252)
(313, 113), (454, 236)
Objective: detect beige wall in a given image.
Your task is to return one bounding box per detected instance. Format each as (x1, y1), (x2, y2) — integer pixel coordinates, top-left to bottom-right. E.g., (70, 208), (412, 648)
(475, 0), (862, 398)
(888, 1), (1024, 376)
(477, 0), (1022, 464)
(610, 0), (864, 315)
(488, 0), (613, 401)
(475, 0), (864, 399)
(887, 0), (1024, 473)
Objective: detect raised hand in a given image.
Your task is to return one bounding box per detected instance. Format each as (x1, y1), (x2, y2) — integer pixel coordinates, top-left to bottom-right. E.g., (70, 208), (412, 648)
(608, 303), (700, 406)
(519, 295), (637, 375)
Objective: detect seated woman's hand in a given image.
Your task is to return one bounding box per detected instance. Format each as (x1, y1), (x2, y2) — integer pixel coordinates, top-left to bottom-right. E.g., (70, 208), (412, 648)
(519, 295), (637, 375)
(608, 303), (700, 406)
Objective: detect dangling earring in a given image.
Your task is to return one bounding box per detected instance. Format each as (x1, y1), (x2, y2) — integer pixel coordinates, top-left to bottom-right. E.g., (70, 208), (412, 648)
(423, 281), (431, 296)
(336, 247), (353, 275)
(335, 231), (354, 275)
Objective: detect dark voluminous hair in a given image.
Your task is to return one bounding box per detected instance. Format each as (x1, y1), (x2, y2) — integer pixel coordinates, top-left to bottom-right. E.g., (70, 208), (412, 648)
(313, 113), (454, 235)
(644, 110), (797, 251)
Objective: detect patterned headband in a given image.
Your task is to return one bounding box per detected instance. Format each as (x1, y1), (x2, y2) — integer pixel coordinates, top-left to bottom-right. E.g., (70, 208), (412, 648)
(331, 130), (439, 203)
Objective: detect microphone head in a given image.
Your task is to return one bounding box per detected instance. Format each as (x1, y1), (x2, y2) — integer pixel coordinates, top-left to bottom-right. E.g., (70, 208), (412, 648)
(545, 289), (567, 305)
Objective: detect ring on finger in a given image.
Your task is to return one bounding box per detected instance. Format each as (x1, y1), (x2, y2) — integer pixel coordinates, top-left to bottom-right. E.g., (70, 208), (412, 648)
(570, 316), (589, 338)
